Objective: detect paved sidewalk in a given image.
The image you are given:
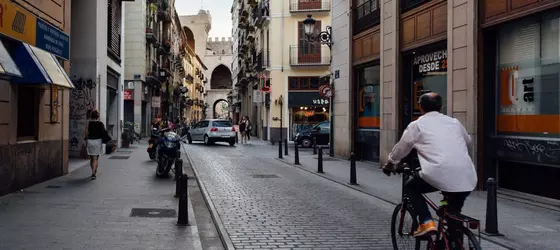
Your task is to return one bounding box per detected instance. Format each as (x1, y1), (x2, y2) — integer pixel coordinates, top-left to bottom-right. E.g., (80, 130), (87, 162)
(277, 148), (560, 250)
(0, 141), (202, 250)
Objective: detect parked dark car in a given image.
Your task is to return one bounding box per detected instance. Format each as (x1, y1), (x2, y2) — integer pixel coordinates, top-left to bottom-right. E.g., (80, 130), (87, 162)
(293, 121), (330, 148)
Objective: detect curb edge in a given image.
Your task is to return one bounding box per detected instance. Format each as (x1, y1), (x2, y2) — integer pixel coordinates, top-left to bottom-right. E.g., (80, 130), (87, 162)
(184, 147), (236, 250)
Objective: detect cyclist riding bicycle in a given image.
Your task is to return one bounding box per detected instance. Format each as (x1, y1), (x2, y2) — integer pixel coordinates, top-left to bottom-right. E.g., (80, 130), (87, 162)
(382, 92), (477, 237)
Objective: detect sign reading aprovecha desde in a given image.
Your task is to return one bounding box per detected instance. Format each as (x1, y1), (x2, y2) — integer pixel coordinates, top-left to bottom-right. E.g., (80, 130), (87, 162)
(413, 49), (447, 74)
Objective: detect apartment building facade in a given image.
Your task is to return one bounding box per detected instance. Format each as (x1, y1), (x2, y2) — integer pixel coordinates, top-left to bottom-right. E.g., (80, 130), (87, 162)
(234, 0), (332, 142)
(0, 0), (73, 195)
(69, 0), (126, 158)
(331, 0), (560, 199)
(124, 0), (188, 133)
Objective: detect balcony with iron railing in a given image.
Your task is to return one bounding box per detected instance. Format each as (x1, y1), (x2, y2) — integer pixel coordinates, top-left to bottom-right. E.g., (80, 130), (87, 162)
(157, 0), (171, 22)
(146, 60), (161, 85)
(257, 49), (270, 71)
(289, 0), (331, 13)
(401, 0), (431, 13)
(353, 0), (380, 35)
(289, 45), (330, 67)
(257, 0), (271, 26)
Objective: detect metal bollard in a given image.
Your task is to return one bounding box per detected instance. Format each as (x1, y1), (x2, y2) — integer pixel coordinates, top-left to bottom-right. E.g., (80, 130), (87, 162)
(484, 178), (502, 236)
(174, 159), (184, 197)
(284, 139), (288, 156)
(278, 139), (283, 159)
(317, 147), (324, 173)
(313, 137), (317, 155)
(349, 152), (357, 185)
(235, 132), (239, 144)
(294, 142), (300, 165)
(177, 173), (188, 226)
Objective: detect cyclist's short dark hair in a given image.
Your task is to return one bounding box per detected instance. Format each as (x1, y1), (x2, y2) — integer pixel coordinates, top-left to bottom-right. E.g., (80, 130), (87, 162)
(419, 93), (442, 113)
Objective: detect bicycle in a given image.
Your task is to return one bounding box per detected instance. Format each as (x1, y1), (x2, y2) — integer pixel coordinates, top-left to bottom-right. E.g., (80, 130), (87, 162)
(386, 163), (482, 250)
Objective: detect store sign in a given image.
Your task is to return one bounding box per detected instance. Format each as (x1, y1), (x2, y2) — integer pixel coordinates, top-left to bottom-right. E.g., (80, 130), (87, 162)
(124, 90), (133, 100)
(288, 92), (328, 107)
(0, 0), (70, 60)
(151, 96), (161, 108)
(413, 49), (447, 73)
(312, 99), (329, 105)
(253, 90), (262, 103)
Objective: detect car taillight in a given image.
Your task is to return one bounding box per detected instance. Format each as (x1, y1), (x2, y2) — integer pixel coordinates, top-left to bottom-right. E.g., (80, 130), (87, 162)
(210, 127), (218, 132)
(232, 127), (236, 132)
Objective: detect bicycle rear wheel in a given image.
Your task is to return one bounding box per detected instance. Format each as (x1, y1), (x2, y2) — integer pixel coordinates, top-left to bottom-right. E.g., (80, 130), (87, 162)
(391, 203), (422, 250)
(449, 227), (481, 250)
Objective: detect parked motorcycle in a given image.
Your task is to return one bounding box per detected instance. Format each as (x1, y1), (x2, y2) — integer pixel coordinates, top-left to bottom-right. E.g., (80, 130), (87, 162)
(155, 128), (182, 178)
(147, 127), (158, 160)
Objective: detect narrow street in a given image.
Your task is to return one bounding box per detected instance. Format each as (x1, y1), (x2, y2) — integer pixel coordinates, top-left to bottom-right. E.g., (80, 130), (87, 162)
(184, 140), (509, 250)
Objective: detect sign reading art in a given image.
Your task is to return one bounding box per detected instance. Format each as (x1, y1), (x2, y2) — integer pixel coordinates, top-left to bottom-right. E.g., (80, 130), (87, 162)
(413, 49), (447, 74)
(0, 0), (70, 60)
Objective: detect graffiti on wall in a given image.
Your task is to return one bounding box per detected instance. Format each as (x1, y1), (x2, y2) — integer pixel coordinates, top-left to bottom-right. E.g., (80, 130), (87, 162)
(69, 78), (96, 158)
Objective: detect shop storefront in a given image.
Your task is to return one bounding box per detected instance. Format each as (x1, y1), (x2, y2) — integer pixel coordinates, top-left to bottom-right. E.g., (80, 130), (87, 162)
(0, 0), (73, 196)
(288, 91), (330, 140)
(401, 42), (448, 128)
(354, 64), (381, 162)
(482, 11), (560, 200)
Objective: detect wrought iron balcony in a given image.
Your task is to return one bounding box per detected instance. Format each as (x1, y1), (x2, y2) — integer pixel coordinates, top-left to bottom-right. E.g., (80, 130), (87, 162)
(289, 0), (331, 13)
(401, 0), (431, 13)
(289, 45), (330, 67)
(354, 0), (380, 35)
(257, 0), (270, 26)
(257, 49), (270, 71)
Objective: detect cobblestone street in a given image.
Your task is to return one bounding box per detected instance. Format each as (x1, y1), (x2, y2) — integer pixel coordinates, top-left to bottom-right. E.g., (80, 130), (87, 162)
(185, 140), (508, 249)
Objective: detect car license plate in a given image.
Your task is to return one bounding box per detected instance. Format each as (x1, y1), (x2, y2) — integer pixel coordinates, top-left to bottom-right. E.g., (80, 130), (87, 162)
(149, 144), (153, 148)
(221, 135), (230, 138)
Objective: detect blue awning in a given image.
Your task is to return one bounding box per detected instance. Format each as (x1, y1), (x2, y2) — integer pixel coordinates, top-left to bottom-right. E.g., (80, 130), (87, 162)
(0, 40), (22, 77)
(10, 41), (74, 89)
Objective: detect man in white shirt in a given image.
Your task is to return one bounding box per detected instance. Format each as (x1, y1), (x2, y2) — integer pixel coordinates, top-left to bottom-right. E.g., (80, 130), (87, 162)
(382, 92), (477, 237)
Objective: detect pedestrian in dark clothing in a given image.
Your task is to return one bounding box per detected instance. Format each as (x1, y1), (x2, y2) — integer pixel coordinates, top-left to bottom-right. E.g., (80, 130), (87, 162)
(85, 110), (109, 180)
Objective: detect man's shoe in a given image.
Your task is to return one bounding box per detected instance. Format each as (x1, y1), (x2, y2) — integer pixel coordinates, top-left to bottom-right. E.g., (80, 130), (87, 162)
(414, 220), (437, 237)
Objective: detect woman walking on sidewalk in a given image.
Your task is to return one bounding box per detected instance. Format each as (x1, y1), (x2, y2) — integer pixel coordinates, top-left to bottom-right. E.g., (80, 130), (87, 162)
(85, 110), (110, 180)
(239, 116), (247, 144)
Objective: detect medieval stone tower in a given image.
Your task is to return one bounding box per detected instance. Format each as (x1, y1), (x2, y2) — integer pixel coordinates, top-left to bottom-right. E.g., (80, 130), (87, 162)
(180, 10), (233, 119)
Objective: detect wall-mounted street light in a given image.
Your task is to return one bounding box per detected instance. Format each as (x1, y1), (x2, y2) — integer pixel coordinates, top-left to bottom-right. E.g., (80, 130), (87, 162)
(303, 14), (335, 157)
(303, 14), (333, 49)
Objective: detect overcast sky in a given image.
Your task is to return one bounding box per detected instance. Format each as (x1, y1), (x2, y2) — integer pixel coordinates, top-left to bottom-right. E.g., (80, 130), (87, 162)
(175, 0), (233, 39)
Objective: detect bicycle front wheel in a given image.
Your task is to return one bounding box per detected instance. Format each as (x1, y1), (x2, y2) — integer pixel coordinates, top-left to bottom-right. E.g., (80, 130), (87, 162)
(391, 203), (421, 250)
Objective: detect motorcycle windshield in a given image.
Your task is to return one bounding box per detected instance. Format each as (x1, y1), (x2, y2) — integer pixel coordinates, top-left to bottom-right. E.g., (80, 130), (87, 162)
(164, 132), (180, 142)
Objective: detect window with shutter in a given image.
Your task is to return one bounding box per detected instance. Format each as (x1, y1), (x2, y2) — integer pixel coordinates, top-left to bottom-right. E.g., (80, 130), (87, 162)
(107, 0), (122, 61)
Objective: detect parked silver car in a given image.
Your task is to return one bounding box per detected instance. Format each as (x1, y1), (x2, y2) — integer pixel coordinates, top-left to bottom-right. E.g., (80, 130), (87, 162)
(186, 119), (236, 146)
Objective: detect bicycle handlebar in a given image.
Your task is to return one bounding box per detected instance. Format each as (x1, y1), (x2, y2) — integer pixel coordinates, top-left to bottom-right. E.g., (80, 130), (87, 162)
(383, 163), (421, 176)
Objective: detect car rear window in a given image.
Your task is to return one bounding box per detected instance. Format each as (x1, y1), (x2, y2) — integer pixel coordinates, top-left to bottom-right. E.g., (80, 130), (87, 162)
(213, 120), (232, 127)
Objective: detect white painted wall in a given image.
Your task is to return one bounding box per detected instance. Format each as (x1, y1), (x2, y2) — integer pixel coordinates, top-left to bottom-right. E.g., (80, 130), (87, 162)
(68, 0), (124, 157)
